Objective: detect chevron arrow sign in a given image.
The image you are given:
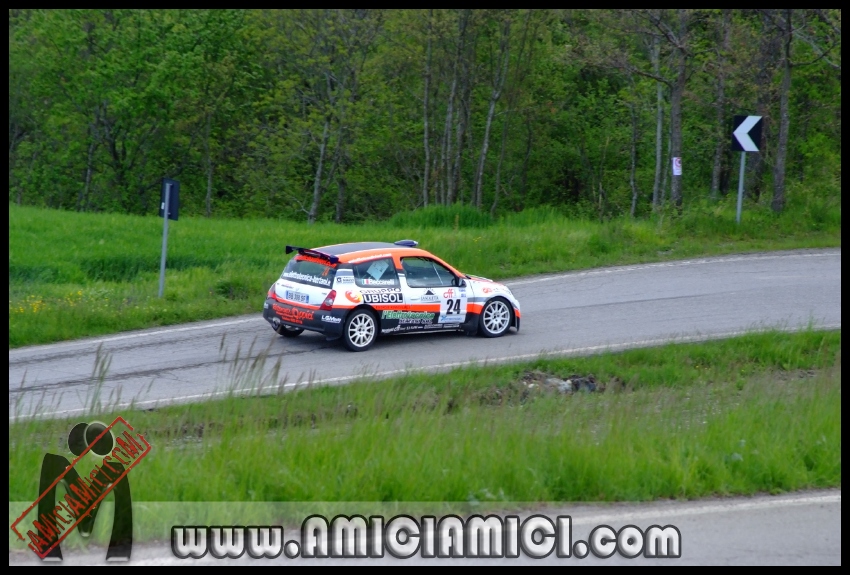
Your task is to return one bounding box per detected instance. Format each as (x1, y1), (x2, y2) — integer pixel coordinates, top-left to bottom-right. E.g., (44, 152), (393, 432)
(731, 115), (763, 152)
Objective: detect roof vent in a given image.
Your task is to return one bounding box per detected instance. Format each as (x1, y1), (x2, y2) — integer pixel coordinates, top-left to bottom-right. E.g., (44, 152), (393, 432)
(394, 239), (418, 247)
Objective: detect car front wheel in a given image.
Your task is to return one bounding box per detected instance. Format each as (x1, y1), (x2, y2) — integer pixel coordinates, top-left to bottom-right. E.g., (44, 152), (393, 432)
(343, 309), (378, 351)
(479, 298), (512, 338)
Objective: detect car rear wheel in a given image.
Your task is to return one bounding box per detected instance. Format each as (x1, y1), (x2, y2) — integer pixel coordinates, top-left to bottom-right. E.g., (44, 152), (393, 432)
(272, 317), (304, 338)
(479, 298), (512, 338)
(343, 309), (377, 351)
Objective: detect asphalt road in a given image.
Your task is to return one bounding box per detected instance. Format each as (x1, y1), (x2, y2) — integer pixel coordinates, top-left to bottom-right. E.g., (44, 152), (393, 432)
(8, 248), (841, 420)
(8, 489), (841, 564)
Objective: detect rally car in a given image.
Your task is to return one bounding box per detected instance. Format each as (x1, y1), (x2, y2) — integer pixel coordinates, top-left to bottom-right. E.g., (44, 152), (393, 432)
(262, 240), (521, 351)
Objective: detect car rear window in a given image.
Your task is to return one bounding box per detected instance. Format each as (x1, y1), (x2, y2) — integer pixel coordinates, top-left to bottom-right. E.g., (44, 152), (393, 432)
(280, 256), (336, 288)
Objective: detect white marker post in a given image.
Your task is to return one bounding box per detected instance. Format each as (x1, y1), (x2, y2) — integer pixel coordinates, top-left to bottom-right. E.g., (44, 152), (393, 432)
(736, 152), (747, 225)
(159, 182), (171, 298)
(731, 115), (763, 224)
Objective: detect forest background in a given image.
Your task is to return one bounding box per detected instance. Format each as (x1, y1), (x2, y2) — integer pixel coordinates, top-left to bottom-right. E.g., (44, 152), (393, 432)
(8, 9), (841, 223)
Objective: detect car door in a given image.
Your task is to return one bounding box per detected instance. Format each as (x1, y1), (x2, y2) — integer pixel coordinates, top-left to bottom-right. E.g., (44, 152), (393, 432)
(348, 256), (406, 331)
(400, 256), (468, 330)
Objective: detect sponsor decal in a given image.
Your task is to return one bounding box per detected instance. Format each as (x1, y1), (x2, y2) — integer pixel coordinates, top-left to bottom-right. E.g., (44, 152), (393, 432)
(272, 303), (315, 324)
(381, 311), (434, 320)
(282, 271), (332, 287)
(419, 289), (439, 303)
(295, 255), (337, 268)
(321, 315), (342, 324)
(362, 278), (396, 286)
(348, 253), (391, 264)
(263, 302), (269, 309)
(344, 291), (362, 304)
(482, 287), (493, 294)
(363, 292), (404, 304)
(360, 288), (402, 294)
(335, 276), (354, 284)
(439, 286), (468, 324)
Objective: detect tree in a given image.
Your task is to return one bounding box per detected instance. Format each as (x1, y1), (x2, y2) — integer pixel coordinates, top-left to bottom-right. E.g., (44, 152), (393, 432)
(768, 8), (841, 212)
(473, 12), (511, 209)
(8, 9), (841, 221)
(710, 9), (732, 200)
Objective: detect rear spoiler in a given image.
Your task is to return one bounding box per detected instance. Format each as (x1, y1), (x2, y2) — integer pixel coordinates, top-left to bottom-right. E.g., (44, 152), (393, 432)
(286, 245), (340, 264)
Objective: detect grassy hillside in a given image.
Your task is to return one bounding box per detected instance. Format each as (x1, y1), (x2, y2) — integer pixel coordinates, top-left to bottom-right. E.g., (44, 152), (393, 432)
(8, 199), (840, 347)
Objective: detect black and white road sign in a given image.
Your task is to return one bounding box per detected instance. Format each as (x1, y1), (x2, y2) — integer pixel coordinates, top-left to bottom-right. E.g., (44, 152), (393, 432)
(732, 115), (763, 153)
(159, 178), (179, 221)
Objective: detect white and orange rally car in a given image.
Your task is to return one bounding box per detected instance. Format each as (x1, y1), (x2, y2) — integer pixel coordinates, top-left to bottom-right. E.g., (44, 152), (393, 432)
(263, 240), (521, 351)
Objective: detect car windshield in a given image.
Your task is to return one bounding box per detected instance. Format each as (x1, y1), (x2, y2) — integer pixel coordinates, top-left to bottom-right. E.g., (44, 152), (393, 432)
(280, 256), (336, 288)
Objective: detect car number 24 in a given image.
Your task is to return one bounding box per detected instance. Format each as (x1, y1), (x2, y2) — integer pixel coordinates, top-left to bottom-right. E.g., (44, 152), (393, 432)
(439, 287), (467, 324)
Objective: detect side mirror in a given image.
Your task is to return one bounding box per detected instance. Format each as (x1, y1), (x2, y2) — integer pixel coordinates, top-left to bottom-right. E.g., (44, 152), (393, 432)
(453, 277), (466, 288)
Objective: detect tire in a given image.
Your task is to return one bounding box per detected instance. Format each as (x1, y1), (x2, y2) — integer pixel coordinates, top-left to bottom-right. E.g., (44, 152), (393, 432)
(272, 317), (304, 338)
(478, 297), (512, 338)
(343, 309), (378, 352)
(279, 325), (304, 338)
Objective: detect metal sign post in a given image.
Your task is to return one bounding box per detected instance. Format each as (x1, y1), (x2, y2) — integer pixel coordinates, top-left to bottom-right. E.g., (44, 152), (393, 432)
(159, 183), (171, 298)
(736, 152), (747, 224)
(731, 115), (763, 224)
(158, 178), (179, 298)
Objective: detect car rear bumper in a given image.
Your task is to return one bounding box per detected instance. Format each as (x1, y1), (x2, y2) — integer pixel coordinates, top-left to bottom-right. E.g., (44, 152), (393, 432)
(263, 298), (345, 337)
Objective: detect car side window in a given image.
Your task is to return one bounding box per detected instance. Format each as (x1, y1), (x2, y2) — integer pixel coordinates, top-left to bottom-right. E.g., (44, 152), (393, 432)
(401, 257), (455, 288)
(351, 257), (400, 288)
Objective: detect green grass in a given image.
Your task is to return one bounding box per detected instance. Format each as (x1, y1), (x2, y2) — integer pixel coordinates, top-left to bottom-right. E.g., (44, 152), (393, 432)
(9, 330), (841, 507)
(9, 197), (840, 347)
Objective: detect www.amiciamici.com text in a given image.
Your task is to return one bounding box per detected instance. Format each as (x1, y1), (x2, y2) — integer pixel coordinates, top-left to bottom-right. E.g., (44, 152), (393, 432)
(172, 514), (681, 560)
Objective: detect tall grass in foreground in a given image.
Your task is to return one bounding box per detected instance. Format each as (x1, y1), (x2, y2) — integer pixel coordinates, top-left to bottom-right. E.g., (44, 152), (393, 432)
(10, 366), (843, 551)
(9, 197), (840, 347)
(9, 331), (841, 505)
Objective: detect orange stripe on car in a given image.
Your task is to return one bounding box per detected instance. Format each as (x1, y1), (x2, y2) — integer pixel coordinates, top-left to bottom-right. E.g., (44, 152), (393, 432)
(407, 304), (440, 312)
